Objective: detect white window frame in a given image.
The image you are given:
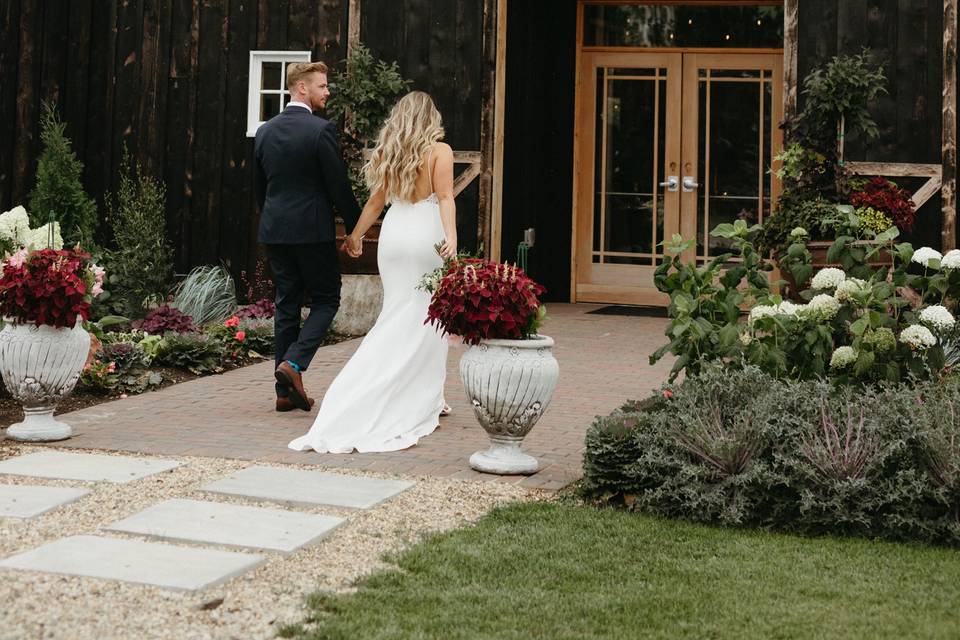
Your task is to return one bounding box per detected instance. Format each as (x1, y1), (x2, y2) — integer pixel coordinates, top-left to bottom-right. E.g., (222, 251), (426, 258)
(246, 50), (312, 137)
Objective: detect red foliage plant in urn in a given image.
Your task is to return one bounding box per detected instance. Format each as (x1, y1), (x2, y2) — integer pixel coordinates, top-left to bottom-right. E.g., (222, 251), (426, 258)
(422, 255), (558, 475)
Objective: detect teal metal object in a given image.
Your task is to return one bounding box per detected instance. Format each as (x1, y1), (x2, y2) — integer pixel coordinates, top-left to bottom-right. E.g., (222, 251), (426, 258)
(516, 241), (529, 271)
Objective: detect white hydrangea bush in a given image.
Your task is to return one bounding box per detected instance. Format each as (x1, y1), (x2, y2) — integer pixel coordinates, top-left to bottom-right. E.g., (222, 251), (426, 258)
(900, 324), (937, 350)
(0, 205), (64, 252)
(919, 305), (955, 333)
(912, 247), (942, 268)
(941, 249), (960, 270)
(829, 346), (857, 369)
(834, 278), (866, 302)
(810, 267), (846, 291)
(0, 206), (31, 245)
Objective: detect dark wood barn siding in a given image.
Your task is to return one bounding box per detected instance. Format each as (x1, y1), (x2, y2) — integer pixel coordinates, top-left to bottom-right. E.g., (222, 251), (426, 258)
(0, 0), (348, 281)
(499, 0), (577, 302)
(798, 0), (945, 249)
(360, 0), (485, 254)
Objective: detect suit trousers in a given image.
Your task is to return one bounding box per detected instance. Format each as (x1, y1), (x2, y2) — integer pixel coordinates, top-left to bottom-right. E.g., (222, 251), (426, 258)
(266, 242), (341, 397)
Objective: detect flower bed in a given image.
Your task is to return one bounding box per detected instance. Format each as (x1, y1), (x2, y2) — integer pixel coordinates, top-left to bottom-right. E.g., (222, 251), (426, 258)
(581, 366), (960, 546)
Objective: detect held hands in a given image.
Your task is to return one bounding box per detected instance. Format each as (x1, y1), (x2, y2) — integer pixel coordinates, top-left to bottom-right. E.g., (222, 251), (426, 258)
(344, 233), (363, 258)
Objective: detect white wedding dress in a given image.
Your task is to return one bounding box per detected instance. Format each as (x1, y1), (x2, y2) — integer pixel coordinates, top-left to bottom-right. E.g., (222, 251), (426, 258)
(287, 192), (448, 453)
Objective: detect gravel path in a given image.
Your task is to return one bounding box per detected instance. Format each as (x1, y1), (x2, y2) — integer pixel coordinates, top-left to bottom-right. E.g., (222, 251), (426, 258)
(0, 443), (548, 640)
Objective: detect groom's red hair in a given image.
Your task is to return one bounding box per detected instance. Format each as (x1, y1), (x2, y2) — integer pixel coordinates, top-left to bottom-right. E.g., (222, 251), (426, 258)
(286, 61), (328, 90)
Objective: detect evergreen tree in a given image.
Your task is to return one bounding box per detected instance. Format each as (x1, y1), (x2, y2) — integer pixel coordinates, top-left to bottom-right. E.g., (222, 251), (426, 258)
(28, 101), (98, 246)
(105, 148), (174, 316)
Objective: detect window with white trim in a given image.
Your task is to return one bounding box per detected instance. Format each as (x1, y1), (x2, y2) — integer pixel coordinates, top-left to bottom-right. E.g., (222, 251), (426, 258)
(246, 51), (312, 137)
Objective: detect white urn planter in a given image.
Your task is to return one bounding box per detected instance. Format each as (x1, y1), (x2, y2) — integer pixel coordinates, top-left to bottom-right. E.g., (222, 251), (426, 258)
(0, 320), (90, 441)
(459, 335), (559, 475)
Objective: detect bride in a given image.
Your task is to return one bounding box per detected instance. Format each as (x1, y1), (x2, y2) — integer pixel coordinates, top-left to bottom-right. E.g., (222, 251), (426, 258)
(288, 91), (457, 454)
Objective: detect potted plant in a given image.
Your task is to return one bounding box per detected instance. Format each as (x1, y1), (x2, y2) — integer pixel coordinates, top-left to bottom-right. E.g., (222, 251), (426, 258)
(423, 257), (557, 475)
(0, 247), (105, 441)
(763, 51), (895, 295)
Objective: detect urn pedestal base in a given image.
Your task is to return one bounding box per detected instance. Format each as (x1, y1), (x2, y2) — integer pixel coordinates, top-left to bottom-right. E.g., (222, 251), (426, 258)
(6, 407), (72, 442)
(0, 320), (90, 443)
(459, 335), (559, 476)
(469, 436), (539, 475)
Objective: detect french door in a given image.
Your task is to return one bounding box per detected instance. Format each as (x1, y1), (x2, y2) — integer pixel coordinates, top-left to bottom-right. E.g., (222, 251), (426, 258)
(573, 50), (783, 305)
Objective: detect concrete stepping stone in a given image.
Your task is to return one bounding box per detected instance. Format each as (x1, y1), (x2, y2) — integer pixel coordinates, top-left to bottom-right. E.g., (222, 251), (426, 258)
(0, 485), (90, 519)
(0, 535), (264, 592)
(201, 466), (414, 509)
(0, 451), (181, 483)
(105, 499), (345, 554)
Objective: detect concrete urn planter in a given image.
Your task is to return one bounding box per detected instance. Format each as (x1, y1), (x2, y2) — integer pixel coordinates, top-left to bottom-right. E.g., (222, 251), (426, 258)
(0, 320), (90, 441)
(459, 335), (559, 475)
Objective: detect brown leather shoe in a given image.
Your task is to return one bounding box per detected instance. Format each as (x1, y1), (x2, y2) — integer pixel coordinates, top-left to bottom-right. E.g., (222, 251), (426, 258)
(276, 396), (316, 412)
(275, 361), (311, 411)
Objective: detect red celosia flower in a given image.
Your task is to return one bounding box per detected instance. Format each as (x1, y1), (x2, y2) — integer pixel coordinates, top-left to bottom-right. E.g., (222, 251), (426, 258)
(425, 258), (545, 346)
(0, 248), (96, 328)
(224, 316), (240, 328)
(234, 330), (246, 342)
(850, 177), (916, 232)
(663, 389), (674, 398)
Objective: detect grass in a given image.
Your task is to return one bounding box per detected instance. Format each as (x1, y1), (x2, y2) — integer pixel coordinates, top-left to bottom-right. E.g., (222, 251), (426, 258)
(279, 501), (960, 640)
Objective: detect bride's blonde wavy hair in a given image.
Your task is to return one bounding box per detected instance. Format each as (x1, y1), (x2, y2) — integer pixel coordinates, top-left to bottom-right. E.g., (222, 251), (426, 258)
(363, 91), (444, 202)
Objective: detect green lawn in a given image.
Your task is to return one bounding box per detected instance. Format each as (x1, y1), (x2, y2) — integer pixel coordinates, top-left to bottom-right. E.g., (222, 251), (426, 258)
(280, 502), (960, 640)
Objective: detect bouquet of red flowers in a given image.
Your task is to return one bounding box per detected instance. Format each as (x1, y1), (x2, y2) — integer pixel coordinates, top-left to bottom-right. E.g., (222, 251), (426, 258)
(850, 177), (916, 232)
(424, 257), (546, 345)
(0, 248), (104, 328)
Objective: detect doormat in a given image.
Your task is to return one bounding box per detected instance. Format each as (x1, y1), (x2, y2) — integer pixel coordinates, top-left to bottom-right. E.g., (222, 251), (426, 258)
(586, 305), (668, 318)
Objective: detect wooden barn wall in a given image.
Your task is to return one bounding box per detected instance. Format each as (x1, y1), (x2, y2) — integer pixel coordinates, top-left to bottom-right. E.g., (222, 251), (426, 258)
(0, 0), (486, 283)
(499, 0), (577, 302)
(798, 0), (945, 249)
(0, 0), (350, 280)
(359, 0), (485, 254)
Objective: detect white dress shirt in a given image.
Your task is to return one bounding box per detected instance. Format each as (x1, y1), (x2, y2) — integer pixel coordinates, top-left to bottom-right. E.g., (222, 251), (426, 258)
(286, 100), (312, 112)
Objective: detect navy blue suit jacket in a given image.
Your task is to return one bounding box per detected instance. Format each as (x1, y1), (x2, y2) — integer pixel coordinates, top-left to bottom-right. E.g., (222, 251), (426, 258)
(254, 107), (361, 244)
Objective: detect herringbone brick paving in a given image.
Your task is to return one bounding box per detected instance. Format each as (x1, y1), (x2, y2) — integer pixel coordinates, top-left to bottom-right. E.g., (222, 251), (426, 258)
(37, 304), (672, 490)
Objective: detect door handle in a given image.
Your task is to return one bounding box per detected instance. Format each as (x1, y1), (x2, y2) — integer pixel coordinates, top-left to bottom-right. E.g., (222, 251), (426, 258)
(659, 175), (679, 192)
(682, 176), (699, 192)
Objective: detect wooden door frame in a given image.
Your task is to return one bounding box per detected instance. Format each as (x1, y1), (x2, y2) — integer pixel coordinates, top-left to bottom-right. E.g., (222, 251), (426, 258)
(571, 1), (786, 302)
(574, 51), (682, 305)
(679, 51), (784, 264)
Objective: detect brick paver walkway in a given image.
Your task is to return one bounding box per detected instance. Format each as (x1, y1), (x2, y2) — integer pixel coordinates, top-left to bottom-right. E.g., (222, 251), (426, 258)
(44, 304), (671, 490)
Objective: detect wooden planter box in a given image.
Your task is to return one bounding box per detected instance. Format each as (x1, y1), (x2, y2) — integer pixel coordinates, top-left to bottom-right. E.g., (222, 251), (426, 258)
(335, 218), (382, 275)
(778, 240), (892, 299)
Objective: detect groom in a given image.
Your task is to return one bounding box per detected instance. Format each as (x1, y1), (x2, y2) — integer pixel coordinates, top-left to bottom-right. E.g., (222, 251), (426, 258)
(254, 61), (361, 412)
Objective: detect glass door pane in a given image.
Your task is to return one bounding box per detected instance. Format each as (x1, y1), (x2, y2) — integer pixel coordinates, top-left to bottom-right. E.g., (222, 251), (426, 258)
(593, 67), (668, 266)
(575, 51), (682, 306)
(680, 53), (782, 262)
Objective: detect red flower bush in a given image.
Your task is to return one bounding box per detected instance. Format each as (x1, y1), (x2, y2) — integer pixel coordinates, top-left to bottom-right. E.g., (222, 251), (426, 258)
(425, 258), (545, 346)
(850, 177), (916, 232)
(131, 305), (196, 335)
(237, 298), (275, 319)
(0, 248), (102, 328)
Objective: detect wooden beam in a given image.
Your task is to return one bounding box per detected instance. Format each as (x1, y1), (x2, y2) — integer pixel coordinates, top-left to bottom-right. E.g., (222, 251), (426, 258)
(454, 150), (482, 164)
(490, 0), (508, 262)
(477, 0), (497, 258)
(845, 161), (942, 177)
(570, 1), (585, 302)
(453, 162), (482, 197)
(846, 161), (945, 216)
(912, 173), (943, 211)
(347, 0), (361, 57)
(783, 0), (798, 121)
(944, 0), (958, 251)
